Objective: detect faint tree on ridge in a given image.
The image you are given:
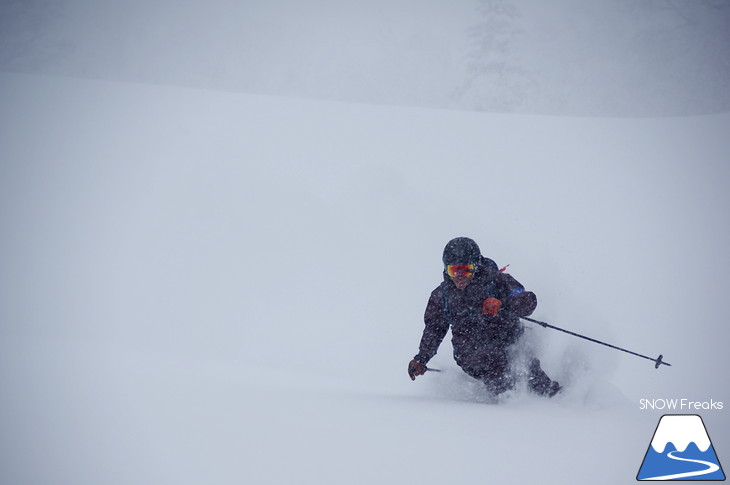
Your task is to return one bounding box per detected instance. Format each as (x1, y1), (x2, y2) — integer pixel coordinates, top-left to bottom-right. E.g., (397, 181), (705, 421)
(454, 0), (535, 112)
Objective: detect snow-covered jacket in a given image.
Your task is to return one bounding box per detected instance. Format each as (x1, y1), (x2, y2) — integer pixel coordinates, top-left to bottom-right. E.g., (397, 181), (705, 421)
(414, 256), (537, 370)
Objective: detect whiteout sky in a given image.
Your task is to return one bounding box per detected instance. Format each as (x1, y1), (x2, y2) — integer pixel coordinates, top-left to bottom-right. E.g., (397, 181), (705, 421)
(1, 0), (728, 116)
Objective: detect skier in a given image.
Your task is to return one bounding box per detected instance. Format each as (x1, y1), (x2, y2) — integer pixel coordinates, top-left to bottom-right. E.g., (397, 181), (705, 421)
(408, 237), (561, 397)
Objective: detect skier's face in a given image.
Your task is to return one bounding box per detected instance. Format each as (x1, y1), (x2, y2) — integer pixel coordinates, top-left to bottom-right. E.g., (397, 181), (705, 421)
(451, 274), (473, 290)
(446, 263), (475, 290)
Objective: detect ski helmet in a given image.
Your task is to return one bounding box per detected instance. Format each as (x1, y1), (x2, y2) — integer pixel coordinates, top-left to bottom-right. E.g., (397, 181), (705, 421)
(442, 237), (481, 266)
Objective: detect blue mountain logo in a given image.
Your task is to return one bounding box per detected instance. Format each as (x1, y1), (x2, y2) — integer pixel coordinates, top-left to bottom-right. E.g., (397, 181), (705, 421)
(637, 414), (725, 481)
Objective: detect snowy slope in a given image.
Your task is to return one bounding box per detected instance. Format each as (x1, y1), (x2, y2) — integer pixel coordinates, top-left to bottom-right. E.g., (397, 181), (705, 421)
(1, 72), (729, 485)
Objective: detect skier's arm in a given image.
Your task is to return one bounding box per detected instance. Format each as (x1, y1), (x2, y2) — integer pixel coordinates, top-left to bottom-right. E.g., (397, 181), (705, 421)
(413, 289), (450, 364)
(498, 272), (537, 317)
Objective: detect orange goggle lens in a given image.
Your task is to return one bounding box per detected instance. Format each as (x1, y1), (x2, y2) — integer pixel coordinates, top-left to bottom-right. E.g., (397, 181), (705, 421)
(446, 264), (475, 278)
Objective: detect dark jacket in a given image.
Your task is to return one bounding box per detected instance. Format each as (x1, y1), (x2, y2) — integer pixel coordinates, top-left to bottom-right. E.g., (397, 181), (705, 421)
(414, 256), (537, 372)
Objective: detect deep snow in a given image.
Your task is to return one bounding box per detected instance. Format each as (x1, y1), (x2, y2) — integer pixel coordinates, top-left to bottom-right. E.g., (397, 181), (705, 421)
(1, 72), (729, 484)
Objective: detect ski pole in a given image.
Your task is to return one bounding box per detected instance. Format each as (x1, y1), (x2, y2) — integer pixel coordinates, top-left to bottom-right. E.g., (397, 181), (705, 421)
(520, 315), (671, 369)
(426, 367), (442, 373)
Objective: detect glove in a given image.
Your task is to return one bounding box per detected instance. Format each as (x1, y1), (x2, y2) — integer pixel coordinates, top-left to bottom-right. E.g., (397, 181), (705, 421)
(482, 297), (502, 316)
(408, 359), (427, 381)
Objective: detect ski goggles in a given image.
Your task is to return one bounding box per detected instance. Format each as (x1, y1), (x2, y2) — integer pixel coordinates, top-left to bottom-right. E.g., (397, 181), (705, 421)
(446, 264), (476, 278)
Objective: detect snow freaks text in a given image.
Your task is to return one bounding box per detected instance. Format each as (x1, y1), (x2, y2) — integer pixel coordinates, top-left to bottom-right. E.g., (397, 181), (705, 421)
(640, 399), (724, 411)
